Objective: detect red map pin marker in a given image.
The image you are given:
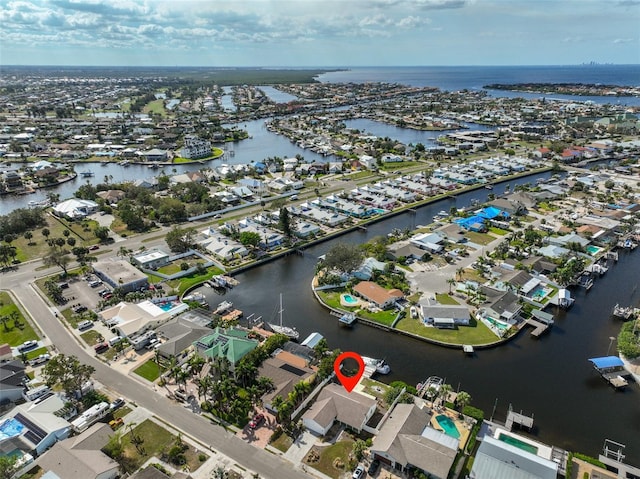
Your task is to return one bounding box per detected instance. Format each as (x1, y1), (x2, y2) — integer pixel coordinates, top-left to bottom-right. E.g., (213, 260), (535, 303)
(334, 352), (365, 393)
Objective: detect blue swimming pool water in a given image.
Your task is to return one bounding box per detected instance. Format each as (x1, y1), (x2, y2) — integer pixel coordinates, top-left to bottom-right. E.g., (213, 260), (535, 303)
(343, 294), (358, 305)
(435, 414), (460, 439)
(374, 208), (387, 214)
(531, 286), (548, 300)
(587, 245), (601, 255)
(0, 418), (24, 441)
(486, 316), (509, 330)
(159, 302), (175, 311)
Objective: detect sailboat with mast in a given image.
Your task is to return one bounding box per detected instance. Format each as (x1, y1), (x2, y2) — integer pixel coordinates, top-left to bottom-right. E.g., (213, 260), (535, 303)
(268, 294), (300, 341)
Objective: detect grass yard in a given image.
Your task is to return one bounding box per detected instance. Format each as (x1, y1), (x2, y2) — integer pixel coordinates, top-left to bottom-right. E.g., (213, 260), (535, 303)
(270, 432), (294, 453)
(464, 231), (495, 245)
(396, 316), (499, 345)
(112, 406), (132, 420)
(360, 378), (391, 401)
(316, 289), (357, 312)
(488, 226), (510, 236)
(305, 439), (355, 479)
(166, 267), (223, 295)
(358, 308), (398, 326)
(0, 291), (38, 346)
(435, 293), (460, 305)
(113, 419), (205, 472)
(379, 161), (420, 170)
(24, 346), (49, 360)
(133, 360), (166, 382)
(143, 99), (167, 116)
(81, 329), (103, 346)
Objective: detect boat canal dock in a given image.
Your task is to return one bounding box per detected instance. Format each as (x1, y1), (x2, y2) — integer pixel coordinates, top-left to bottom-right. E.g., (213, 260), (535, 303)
(523, 316), (551, 338)
(505, 405), (534, 431)
(588, 356), (631, 390)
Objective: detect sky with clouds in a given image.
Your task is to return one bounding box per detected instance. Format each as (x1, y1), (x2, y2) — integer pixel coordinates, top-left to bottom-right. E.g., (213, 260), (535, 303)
(0, 0), (638, 66)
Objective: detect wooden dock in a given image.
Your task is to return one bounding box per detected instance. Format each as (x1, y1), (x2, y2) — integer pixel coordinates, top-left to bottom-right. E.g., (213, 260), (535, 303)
(524, 318), (550, 337)
(602, 371), (628, 389)
(505, 408), (534, 430)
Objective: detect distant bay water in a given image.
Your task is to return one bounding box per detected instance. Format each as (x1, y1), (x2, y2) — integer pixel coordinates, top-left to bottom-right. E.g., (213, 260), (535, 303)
(317, 64), (640, 105)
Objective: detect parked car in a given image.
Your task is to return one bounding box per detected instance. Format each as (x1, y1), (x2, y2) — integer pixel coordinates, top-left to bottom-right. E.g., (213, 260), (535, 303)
(109, 417), (123, 430)
(248, 413), (265, 429)
(94, 342), (109, 353)
(89, 245), (100, 250)
(110, 397), (125, 410)
(18, 340), (38, 352)
(368, 459), (380, 475)
(352, 465), (365, 479)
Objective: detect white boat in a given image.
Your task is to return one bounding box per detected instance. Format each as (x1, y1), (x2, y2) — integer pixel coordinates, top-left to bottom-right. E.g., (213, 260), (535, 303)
(214, 301), (233, 314)
(463, 345), (474, 355)
(339, 312), (357, 327)
(485, 184), (493, 190)
(268, 294), (299, 341)
(362, 356), (390, 375)
(417, 376), (444, 398)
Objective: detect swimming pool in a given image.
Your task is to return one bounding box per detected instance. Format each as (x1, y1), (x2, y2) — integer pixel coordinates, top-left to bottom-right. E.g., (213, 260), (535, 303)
(0, 418), (24, 441)
(374, 208), (387, 214)
(159, 302), (176, 312)
(435, 414), (460, 439)
(531, 286), (550, 301)
(498, 433), (539, 455)
(587, 245), (602, 256)
(485, 316), (510, 331)
(342, 294), (358, 305)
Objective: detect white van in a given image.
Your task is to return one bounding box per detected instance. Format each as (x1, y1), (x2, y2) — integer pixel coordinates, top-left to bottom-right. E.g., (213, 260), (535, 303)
(108, 336), (124, 346)
(77, 320), (94, 330)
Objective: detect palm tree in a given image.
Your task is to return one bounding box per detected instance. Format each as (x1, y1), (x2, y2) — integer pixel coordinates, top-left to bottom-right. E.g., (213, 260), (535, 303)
(456, 267), (465, 281)
(446, 278), (456, 294)
(197, 376), (213, 401)
(438, 383), (453, 407)
(189, 355), (205, 379)
(456, 391), (472, 415)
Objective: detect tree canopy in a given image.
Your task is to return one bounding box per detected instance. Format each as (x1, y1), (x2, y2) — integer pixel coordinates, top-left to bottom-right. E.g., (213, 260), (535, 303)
(321, 243), (364, 274)
(42, 354), (95, 399)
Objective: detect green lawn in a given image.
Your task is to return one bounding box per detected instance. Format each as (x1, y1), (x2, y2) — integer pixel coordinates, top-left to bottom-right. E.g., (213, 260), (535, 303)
(435, 294), (460, 305)
(112, 419), (206, 472)
(360, 378), (391, 401)
(0, 291), (38, 346)
(270, 432), (294, 453)
(133, 359), (165, 382)
(396, 316), (499, 345)
(316, 289), (356, 312)
(24, 346), (49, 360)
(380, 161), (420, 170)
(143, 99), (167, 116)
(305, 440), (355, 479)
(464, 231), (495, 245)
(81, 329), (103, 346)
(488, 227), (510, 236)
(358, 308), (400, 326)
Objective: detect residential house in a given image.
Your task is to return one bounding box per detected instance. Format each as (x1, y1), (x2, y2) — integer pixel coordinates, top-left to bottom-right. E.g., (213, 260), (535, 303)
(53, 199), (99, 219)
(352, 281), (404, 309)
(302, 383), (376, 436)
(35, 423), (119, 479)
(137, 148), (168, 162)
(193, 327), (258, 367)
(180, 136), (211, 160)
(155, 312), (213, 359)
(352, 257), (387, 281)
(0, 359), (26, 403)
(481, 289), (522, 322)
(419, 304), (471, 328)
(99, 301), (172, 338)
(370, 403), (458, 479)
(96, 189), (125, 205)
(410, 232), (445, 253)
(0, 393), (72, 456)
(470, 429), (558, 479)
(261, 355), (316, 412)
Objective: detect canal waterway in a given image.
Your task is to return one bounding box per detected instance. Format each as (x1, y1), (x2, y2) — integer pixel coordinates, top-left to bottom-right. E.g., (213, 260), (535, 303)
(195, 171), (639, 464)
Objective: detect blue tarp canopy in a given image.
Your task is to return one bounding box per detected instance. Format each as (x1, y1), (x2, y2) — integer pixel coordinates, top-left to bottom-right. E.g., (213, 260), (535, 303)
(588, 356), (624, 369)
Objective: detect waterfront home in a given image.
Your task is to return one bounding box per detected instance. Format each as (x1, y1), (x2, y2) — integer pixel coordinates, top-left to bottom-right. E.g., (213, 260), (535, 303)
(419, 303), (471, 328)
(537, 244), (571, 260)
(193, 327), (258, 367)
(370, 403), (457, 479)
(352, 257), (387, 281)
(302, 383), (376, 436)
(198, 228), (248, 261)
(99, 300), (173, 338)
(488, 197), (528, 216)
(546, 232), (591, 249)
(261, 355), (316, 413)
(314, 196), (376, 219)
(237, 219), (284, 250)
(480, 289), (522, 322)
(290, 204), (349, 227)
(96, 189), (126, 205)
(136, 148), (168, 162)
(154, 311), (213, 359)
(410, 232), (446, 253)
(35, 423), (119, 479)
(238, 177), (266, 195)
(470, 427), (558, 479)
(93, 260), (149, 293)
(180, 135), (211, 159)
(387, 243), (431, 262)
(352, 281), (404, 309)
(52, 198), (99, 219)
(131, 249), (171, 270)
(350, 187), (396, 210)
(372, 181), (417, 202)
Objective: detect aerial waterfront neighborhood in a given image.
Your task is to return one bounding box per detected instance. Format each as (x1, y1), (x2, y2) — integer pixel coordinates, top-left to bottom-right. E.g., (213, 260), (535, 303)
(0, 65), (640, 479)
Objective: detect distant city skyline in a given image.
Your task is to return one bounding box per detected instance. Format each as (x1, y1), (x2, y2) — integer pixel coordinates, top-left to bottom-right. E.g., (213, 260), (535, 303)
(0, 0), (639, 67)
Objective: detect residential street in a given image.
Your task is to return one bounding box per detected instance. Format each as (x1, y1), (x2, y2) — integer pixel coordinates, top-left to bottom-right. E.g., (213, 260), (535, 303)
(3, 261), (311, 479)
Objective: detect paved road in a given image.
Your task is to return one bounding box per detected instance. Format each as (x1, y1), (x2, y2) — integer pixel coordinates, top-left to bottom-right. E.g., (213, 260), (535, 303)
(4, 263), (310, 479)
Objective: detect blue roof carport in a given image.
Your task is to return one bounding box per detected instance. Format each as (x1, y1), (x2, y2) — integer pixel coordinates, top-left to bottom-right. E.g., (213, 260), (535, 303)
(588, 356), (624, 369)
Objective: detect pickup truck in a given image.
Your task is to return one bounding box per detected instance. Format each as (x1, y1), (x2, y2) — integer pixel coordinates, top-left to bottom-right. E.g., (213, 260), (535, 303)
(109, 417), (124, 430)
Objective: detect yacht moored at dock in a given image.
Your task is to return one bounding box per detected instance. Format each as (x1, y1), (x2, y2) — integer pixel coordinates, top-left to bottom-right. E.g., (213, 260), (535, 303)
(362, 356), (390, 375)
(338, 312), (357, 327)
